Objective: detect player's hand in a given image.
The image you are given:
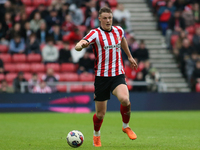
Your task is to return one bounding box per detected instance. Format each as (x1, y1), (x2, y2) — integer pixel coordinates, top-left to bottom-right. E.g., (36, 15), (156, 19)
(128, 57), (138, 70)
(81, 41), (90, 48)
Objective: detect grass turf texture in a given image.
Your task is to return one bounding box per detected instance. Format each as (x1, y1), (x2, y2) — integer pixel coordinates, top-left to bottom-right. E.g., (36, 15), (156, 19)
(0, 111), (199, 150)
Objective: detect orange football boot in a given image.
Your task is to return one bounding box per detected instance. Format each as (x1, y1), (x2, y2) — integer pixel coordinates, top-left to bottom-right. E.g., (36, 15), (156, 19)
(93, 136), (101, 147)
(122, 127), (137, 140)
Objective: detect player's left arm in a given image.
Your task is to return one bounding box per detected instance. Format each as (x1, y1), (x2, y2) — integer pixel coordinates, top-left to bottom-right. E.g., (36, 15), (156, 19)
(121, 37), (138, 70)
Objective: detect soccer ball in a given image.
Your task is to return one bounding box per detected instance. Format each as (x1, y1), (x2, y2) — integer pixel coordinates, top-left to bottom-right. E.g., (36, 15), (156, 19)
(66, 130), (84, 148)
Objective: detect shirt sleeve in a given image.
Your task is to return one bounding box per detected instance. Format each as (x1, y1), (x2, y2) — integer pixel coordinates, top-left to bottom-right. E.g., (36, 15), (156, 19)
(117, 26), (125, 38)
(83, 29), (96, 44)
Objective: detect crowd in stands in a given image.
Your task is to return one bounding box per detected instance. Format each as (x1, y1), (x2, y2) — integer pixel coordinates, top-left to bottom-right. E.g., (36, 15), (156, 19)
(0, 0), (159, 93)
(152, 0), (200, 91)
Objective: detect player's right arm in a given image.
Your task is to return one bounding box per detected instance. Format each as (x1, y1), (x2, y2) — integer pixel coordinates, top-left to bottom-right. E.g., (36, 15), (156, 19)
(75, 40), (90, 51)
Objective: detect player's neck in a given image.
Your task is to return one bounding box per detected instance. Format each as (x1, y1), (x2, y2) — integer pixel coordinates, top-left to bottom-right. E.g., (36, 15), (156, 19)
(100, 26), (112, 32)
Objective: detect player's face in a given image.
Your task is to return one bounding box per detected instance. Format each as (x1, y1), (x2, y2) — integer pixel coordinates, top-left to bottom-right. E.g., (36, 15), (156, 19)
(99, 12), (113, 31)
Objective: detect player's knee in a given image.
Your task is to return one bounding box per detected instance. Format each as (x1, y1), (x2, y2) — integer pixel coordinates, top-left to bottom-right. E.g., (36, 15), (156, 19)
(96, 112), (105, 120)
(119, 96), (130, 106)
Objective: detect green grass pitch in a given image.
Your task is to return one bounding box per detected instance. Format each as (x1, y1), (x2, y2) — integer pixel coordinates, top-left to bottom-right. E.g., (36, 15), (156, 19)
(0, 111), (200, 150)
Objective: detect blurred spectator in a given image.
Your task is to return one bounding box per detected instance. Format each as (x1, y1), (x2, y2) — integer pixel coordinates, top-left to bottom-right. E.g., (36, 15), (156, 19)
(42, 68), (58, 93)
(182, 5), (195, 27)
(25, 33), (40, 54)
(192, 27), (200, 54)
(29, 4), (49, 20)
(36, 22), (50, 44)
(13, 71), (27, 93)
(142, 60), (151, 77)
(179, 38), (194, 76)
(0, 1), (15, 20)
(132, 40), (149, 63)
(4, 12), (13, 31)
(85, 0), (97, 19)
(128, 34), (139, 53)
(33, 80), (52, 93)
(0, 79), (14, 93)
(0, 21), (8, 44)
(61, 14), (76, 34)
(19, 11), (28, 28)
(0, 59), (4, 74)
(64, 27), (82, 44)
(30, 12), (45, 32)
(85, 10), (99, 28)
(69, 4), (84, 26)
(146, 68), (160, 92)
(113, 3), (131, 31)
(77, 51), (94, 74)
(21, 21), (34, 40)
(166, 9), (186, 49)
(191, 60), (200, 91)
(28, 73), (40, 93)
(59, 42), (72, 63)
(185, 51), (199, 85)
(158, 0), (176, 35)
(58, 2), (70, 22)
(50, 24), (63, 44)
(9, 22), (22, 39)
(174, 0), (191, 11)
(96, 0), (110, 12)
(9, 34), (25, 54)
(42, 37), (59, 63)
(45, 9), (62, 30)
(193, 2), (200, 23)
(132, 72), (147, 92)
(173, 30), (187, 60)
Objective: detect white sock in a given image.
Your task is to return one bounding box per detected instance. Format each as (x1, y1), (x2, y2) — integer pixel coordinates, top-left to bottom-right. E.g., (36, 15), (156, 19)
(94, 130), (100, 136)
(123, 122), (129, 129)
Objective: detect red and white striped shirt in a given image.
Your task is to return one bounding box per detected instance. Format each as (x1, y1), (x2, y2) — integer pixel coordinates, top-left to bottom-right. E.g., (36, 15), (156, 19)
(84, 26), (125, 77)
(33, 86), (52, 93)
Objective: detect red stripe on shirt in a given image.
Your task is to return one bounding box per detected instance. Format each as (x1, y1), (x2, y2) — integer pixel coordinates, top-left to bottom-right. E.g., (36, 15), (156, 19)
(105, 32), (113, 77)
(85, 30), (95, 41)
(92, 43), (99, 75)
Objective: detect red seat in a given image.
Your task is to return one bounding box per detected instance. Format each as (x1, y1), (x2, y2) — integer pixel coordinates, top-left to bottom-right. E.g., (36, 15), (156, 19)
(38, 73), (45, 80)
(25, 6), (35, 16)
(64, 73), (79, 81)
(33, 0), (46, 6)
(108, 0), (117, 7)
(24, 73), (32, 80)
(60, 63), (76, 72)
(16, 63), (31, 72)
(70, 84), (83, 92)
(5, 73), (17, 84)
(12, 54), (26, 63)
(136, 62), (145, 73)
(0, 74), (5, 81)
(27, 54), (42, 63)
(46, 63), (60, 72)
(0, 45), (9, 53)
(79, 73), (94, 81)
(0, 54), (12, 63)
(4, 63), (16, 72)
(125, 65), (137, 80)
(46, 0), (53, 6)
(57, 85), (67, 92)
(21, 0), (32, 6)
(30, 63), (45, 73)
(171, 35), (179, 47)
(83, 84), (94, 92)
(196, 83), (200, 92)
(186, 26), (195, 35)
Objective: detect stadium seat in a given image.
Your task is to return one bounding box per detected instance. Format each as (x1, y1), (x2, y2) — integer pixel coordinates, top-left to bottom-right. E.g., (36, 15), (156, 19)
(46, 63), (60, 72)
(186, 26), (195, 35)
(125, 65), (137, 80)
(24, 73), (32, 81)
(33, 0), (46, 6)
(0, 54), (12, 63)
(30, 63), (45, 73)
(16, 63), (31, 72)
(64, 73), (79, 81)
(37, 73), (45, 80)
(12, 54), (26, 63)
(108, 0), (118, 7)
(79, 73), (94, 82)
(83, 85), (94, 92)
(4, 63), (16, 72)
(27, 54), (42, 63)
(171, 35), (178, 47)
(57, 85), (67, 92)
(60, 63), (76, 72)
(21, 0), (32, 6)
(0, 45), (9, 53)
(196, 83), (200, 92)
(46, 0), (53, 6)
(0, 74), (5, 81)
(70, 84), (83, 92)
(25, 6), (35, 16)
(5, 73), (17, 84)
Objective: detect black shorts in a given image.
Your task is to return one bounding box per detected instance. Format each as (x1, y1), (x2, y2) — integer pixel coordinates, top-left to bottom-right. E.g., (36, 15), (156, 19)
(94, 74), (127, 101)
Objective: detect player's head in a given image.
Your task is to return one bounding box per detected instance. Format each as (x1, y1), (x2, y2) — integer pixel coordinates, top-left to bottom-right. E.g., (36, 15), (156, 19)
(98, 7), (113, 31)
